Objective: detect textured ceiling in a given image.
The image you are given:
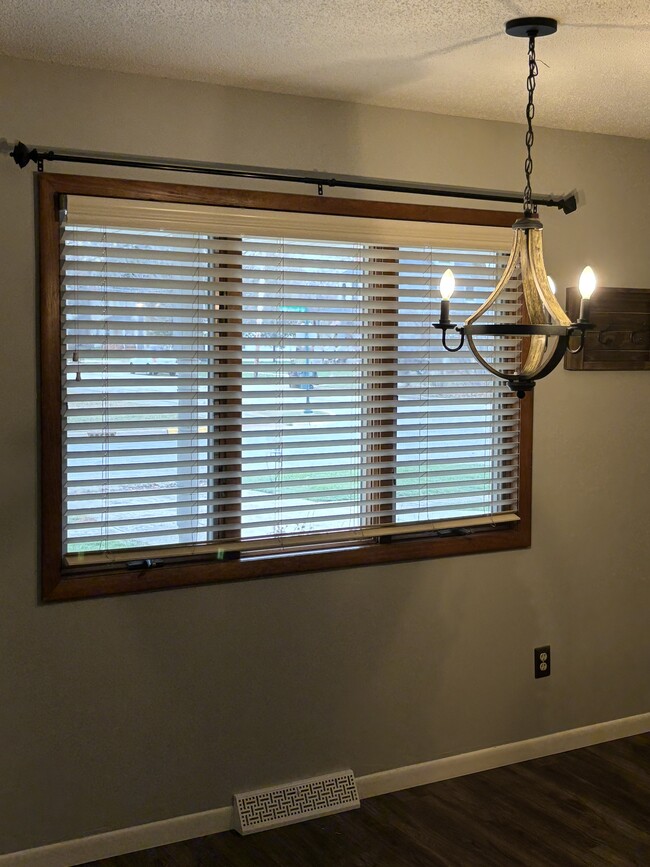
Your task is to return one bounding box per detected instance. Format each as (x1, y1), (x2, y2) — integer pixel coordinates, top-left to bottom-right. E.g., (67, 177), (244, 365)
(1, 1), (649, 139)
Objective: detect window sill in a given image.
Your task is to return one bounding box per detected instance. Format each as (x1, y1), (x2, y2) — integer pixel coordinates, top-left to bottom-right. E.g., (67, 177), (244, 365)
(43, 520), (530, 601)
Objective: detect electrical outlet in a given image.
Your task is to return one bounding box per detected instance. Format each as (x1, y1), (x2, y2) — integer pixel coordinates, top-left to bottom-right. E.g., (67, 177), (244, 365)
(534, 645), (551, 678)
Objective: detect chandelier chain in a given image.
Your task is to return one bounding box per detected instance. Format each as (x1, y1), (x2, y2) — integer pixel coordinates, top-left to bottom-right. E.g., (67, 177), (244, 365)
(523, 35), (538, 216)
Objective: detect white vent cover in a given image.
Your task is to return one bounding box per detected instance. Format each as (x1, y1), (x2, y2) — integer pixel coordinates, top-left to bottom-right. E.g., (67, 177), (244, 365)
(233, 769), (360, 835)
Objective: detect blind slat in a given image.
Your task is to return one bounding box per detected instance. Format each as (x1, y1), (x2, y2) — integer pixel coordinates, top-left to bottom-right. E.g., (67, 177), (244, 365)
(62, 229), (510, 260)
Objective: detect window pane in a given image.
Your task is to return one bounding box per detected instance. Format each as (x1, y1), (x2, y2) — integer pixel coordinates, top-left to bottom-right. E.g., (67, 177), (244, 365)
(394, 248), (518, 523)
(63, 228), (217, 554)
(240, 240), (367, 539)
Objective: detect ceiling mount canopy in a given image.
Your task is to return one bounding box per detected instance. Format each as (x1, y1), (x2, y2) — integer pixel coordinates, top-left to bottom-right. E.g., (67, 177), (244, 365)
(435, 17), (597, 399)
(504, 17), (558, 38)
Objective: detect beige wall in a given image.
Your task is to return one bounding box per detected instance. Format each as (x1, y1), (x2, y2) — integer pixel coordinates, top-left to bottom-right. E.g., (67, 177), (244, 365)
(1, 55), (649, 855)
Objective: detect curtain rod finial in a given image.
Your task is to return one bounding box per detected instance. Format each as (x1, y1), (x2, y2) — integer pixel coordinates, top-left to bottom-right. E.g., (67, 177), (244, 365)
(10, 141), (35, 168)
(562, 191), (578, 214)
(9, 141), (54, 169)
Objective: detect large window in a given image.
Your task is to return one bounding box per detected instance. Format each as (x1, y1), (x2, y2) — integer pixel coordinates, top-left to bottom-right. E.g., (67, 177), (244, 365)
(39, 175), (532, 600)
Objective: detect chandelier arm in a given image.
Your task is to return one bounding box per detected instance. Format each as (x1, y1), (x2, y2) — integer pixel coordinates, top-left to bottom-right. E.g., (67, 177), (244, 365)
(527, 229), (572, 326)
(567, 328), (587, 354)
(505, 336), (569, 396)
(465, 334), (510, 379)
(464, 324), (571, 336)
(519, 236), (548, 376)
(464, 231), (523, 327)
(440, 330), (466, 352)
(520, 337), (549, 377)
(464, 328), (575, 387)
(520, 232), (546, 326)
(522, 334), (570, 381)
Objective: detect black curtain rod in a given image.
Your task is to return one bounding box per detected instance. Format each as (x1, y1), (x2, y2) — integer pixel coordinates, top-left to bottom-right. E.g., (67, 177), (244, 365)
(9, 140), (578, 214)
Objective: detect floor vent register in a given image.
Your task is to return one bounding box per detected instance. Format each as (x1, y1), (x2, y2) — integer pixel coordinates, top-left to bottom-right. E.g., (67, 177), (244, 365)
(233, 769), (360, 834)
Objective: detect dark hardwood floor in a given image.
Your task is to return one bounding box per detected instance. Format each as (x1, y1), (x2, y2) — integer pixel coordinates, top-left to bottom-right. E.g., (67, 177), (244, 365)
(90, 733), (650, 866)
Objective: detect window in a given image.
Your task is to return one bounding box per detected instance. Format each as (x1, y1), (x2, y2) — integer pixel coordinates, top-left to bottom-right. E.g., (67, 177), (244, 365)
(39, 175), (531, 600)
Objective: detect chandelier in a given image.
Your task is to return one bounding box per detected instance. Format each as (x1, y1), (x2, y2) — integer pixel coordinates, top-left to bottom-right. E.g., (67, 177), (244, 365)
(435, 17), (597, 398)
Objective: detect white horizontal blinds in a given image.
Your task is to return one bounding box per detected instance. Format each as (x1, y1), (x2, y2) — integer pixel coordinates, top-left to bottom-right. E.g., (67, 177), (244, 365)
(63, 197), (513, 251)
(61, 197), (520, 564)
(62, 225), (223, 559)
(395, 245), (519, 524)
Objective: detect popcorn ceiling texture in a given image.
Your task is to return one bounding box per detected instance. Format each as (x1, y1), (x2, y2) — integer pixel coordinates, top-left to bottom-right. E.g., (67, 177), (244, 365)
(0, 0), (648, 138)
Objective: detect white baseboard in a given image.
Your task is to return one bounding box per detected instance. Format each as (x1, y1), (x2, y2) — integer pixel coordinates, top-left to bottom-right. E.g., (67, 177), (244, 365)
(0, 807), (233, 867)
(356, 710), (650, 799)
(2, 711), (648, 867)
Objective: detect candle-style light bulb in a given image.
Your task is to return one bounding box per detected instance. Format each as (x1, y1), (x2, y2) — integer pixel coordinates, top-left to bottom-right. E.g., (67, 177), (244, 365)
(578, 266), (596, 322)
(547, 276), (557, 295)
(438, 268), (455, 328)
(439, 268), (455, 300)
(579, 266), (597, 299)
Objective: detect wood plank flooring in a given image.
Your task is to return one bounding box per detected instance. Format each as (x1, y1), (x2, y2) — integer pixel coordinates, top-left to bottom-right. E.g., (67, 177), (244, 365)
(89, 732), (650, 866)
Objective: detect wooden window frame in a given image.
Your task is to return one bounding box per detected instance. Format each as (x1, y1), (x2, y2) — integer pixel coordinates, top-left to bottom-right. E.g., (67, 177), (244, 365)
(39, 172), (532, 601)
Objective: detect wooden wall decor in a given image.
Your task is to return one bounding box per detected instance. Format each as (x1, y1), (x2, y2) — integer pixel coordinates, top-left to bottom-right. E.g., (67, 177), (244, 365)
(564, 287), (650, 371)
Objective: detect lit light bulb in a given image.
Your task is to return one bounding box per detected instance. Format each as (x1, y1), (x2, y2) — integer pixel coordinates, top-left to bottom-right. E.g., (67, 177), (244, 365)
(577, 266), (597, 323)
(439, 268), (455, 300)
(579, 266), (597, 299)
(547, 276), (557, 296)
(436, 268), (456, 328)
